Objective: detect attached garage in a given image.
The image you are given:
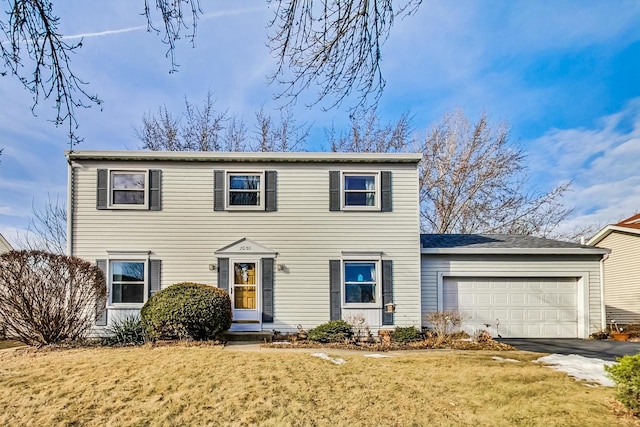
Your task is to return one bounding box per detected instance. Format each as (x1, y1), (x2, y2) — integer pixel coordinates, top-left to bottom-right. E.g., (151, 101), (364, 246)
(421, 234), (609, 339)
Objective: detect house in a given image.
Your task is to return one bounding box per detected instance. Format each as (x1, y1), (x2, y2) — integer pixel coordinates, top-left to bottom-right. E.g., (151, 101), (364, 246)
(0, 233), (12, 253)
(66, 151), (423, 332)
(421, 234), (608, 338)
(587, 213), (640, 324)
(66, 150), (608, 338)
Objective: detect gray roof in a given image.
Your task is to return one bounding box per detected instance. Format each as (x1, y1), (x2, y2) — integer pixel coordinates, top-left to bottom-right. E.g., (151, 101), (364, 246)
(420, 234), (609, 255)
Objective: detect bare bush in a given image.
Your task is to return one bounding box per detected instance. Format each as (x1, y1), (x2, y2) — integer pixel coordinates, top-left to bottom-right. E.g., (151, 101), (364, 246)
(0, 250), (106, 345)
(424, 311), (463, 337)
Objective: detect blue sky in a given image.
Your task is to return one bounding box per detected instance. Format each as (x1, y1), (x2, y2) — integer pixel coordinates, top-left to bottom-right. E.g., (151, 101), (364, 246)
(1, 1), (639, 245)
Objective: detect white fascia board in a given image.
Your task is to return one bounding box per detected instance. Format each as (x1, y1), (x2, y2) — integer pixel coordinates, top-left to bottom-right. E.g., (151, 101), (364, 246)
(587, 225), (640, 246)
(421, 247), (610, 255)
(65, 150), (423, 164)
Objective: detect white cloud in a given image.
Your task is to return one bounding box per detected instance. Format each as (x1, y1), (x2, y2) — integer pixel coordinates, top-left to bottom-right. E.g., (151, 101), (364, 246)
(529, 98), (640, 232)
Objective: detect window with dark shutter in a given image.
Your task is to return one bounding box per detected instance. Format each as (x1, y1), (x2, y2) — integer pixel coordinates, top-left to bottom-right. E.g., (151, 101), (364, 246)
(329, 260), (342, 320)
(95, 259), (108, 326)
(262, 258), (274, 322)
(382, 260), (393, 325)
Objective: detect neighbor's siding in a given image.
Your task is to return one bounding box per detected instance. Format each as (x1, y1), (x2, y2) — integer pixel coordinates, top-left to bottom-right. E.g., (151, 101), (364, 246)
(597, 232), (640, 324)
(71, 159), (421, 331)
(421, 254), (603, 335)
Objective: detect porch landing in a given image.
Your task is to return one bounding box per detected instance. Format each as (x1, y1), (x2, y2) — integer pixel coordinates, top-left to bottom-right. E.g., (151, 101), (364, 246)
(220, 331), (273, 343)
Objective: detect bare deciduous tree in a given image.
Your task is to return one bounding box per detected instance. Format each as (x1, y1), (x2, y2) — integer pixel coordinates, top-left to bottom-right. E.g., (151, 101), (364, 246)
(0, 250), (106, 345)
(417, 110), (572, 236)
(17, 194), (67, 254)
(135, 95), (308, 152)
(253, 107), (310, 152)
(268, 0), (422, 110)
(2, 1), (420, 147)
(327, 110), (411, 153)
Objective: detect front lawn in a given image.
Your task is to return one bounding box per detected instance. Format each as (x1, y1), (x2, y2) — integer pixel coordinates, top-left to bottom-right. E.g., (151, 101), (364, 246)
(0, 345), (636, 426)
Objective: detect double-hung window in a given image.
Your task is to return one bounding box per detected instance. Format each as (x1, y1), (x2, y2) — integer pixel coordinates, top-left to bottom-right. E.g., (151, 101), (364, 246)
(342, 173), (378, 209)
(110, 260), (146, 305)
(110, 171), (146, 207)
(227, 172), (264, 209)
(344, 260), (379, 306)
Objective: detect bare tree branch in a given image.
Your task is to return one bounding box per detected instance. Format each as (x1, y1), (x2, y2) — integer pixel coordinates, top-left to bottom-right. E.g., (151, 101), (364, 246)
(16, 193), (67, 254)
(0, 0), (102, 148)
(267, 0), (422, 111)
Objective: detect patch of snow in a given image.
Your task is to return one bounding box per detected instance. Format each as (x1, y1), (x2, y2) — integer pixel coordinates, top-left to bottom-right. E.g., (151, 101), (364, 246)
(492, 356), (520, 363)
(311, 352), (346, 365)
(535, 354), (615, 387)
(364, 354), (392, 358)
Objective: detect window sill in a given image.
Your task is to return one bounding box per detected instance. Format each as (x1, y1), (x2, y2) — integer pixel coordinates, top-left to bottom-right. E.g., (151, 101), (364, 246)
(342, 303), (381, 309)
(107, 304), (145, 310)
(340, 206), (380, 211)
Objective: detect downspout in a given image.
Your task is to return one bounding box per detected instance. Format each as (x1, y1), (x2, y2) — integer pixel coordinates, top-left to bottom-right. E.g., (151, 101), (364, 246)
(599, 253), (609, 331)
(66, 156), (73, 256)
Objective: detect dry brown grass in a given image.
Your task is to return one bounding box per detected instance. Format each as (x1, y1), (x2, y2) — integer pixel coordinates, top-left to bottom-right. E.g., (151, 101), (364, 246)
(0, 339), (24, 350)
(0, 345), (637, 426)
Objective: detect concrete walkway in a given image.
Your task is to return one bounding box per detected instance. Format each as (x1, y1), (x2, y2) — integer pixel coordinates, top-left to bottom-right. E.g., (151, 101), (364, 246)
(498, 338), (640, 361)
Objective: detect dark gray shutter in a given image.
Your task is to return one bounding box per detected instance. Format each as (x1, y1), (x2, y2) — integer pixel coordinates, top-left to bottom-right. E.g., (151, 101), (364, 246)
(149, 259), (161, 297)
(213, 170), (225, 211)
(381, 171), (392, 212)
(265, 171), (277, 212)
(262, 258), (274, 323)
(329, 260), (342, 320)
(382, 260), (394, 325)
(149, 170), (162, 211)
(96, 169), (108, 210)
(329, 171), (340, 211)
(96, 259), (108, 326)
(217, 258), (229, 292)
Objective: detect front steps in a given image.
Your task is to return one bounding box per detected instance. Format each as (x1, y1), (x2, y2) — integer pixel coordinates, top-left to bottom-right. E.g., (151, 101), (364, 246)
(220, 331), (273, 343)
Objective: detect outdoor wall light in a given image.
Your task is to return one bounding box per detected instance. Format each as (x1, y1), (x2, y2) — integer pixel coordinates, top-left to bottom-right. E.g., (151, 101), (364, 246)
(276, 263), (285, 271)
(208, 263), (217, 271)
(385, 302), (396, 313)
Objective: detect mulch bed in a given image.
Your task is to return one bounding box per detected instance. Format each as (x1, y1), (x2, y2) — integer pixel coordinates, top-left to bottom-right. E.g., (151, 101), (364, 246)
(262, 338), (515, 352)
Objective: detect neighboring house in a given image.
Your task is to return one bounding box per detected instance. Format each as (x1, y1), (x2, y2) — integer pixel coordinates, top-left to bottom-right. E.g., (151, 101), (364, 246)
(0, 233), (12, 253)
(421, 234), (608, 338)
(66, 150), (608, 338)
(66, 151), (423, 332)
(588, 213), (640, 324)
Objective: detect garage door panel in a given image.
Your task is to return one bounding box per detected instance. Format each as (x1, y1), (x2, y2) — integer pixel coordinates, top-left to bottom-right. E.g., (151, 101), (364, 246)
(443, 277), (578, 338)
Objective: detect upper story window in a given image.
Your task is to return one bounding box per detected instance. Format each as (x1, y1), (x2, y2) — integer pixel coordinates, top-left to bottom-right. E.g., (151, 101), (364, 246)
(329, 170), (392, 212)
(343, 173), (378, 208)
(214, 170), (276, 212)
(96, 169), (161, 211)
(228, 173), (263, 208)
(111, 260), (146, 304)
(111, 171), (146, 206)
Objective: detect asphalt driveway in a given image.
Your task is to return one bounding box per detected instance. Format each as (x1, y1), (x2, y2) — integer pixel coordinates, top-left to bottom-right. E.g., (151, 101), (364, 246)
(499, 338), (640, 361)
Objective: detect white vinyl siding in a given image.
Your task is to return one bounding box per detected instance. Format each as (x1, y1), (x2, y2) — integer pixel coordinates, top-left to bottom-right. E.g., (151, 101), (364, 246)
(421, 254), (603, 338)
(71, 159), (421, 331)
(597, 232), (640, 324)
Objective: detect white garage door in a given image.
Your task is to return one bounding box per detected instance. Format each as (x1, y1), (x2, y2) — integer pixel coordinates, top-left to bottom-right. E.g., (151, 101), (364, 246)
(443, 277), (578, 338)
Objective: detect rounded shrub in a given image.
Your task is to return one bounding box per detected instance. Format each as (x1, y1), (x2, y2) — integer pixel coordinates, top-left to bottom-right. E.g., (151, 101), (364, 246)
(605, 353), (640, 414)
(140, 282), (231, 341)
(307, 320), (353, 343)
(391, 326), (423, 343)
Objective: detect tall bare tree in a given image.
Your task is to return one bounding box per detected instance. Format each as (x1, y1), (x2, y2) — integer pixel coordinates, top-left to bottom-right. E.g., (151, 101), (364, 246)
(327, 110), (411, 153)
(135, 95), (308, 152)
(17, 194), (67, 254)
(417, 110), (571, 236)
(1, 1), (420, 147)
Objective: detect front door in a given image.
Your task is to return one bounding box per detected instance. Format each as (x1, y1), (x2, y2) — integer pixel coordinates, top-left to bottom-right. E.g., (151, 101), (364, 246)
(230, 260), (261, 331)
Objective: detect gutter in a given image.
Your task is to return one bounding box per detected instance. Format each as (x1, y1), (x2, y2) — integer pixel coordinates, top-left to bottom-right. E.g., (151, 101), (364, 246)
(420, 247), (611, 255)
(600, 253), (609, 330)
(66, 159), (73, 256)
